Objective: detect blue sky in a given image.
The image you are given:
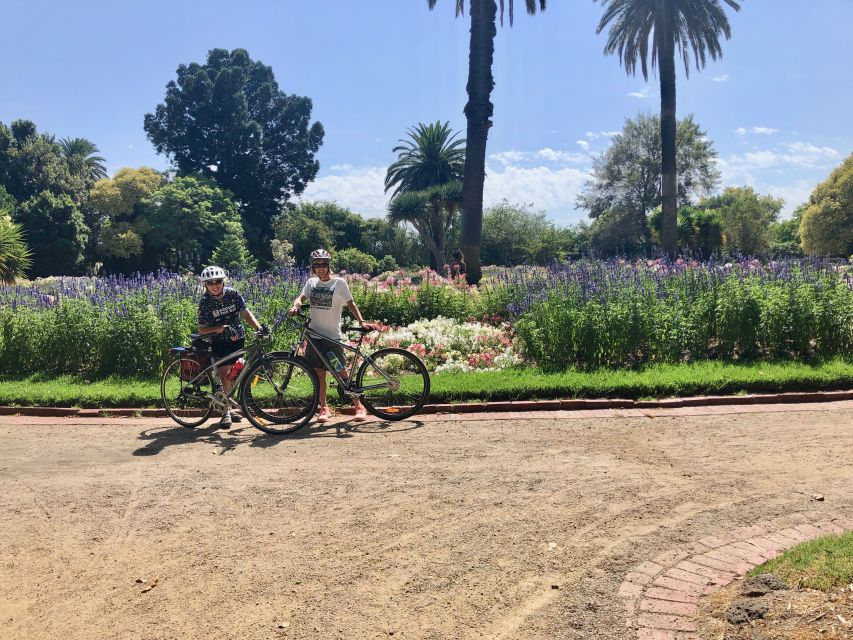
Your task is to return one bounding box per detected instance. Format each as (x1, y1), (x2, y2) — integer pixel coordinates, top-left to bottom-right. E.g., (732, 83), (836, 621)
(3, 0), (851, 223)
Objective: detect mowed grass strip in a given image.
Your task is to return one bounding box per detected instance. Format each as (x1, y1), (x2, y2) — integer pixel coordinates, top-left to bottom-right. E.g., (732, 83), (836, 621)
(750, 531), (853, 591)
(1, 359), (852, 408)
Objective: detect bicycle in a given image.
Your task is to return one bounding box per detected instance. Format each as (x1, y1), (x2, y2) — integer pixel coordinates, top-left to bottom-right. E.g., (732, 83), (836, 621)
(282, 309), (430, 426)
(161, 323), (321, 435)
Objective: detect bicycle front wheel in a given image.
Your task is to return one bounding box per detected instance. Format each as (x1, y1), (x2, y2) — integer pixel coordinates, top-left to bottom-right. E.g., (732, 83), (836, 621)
(356, 348), (430, 420)
(240, 354), (319, 435)
(160, 357), (215, 428)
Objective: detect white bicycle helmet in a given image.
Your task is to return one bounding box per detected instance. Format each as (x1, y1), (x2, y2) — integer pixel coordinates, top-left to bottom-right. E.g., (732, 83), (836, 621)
(310, 248), (331, 262)
(200, 265), (227, 283)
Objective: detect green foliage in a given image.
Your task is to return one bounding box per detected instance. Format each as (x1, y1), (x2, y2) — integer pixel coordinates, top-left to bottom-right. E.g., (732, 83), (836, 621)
(587, 207), (645, 257)
(334, 247), (379, 275)
(144, 48), (324, 255)
(271, 210), (334, 265)
(15, 191), (89, 276)
(58, 137), (107, 182)
(800, 152), (853, 256)
(0, 216), (32, 282)
(377, 255), (400, 273)
(136, 176), (241, 271)
(576, 112), (721, 252)
(384, 121), (465, 198)
(211, 220), (258, 273)
(481, 201), (581, 265)
(650, 206), (723, 257)
(769, 217), (803, 258)
(701, 186), (783, 256)
(388, 181), (462, 269)
(514, 267), (853, 371)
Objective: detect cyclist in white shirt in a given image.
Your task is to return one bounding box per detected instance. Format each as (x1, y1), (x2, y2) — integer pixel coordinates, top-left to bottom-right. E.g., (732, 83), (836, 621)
(288, 249), (379, 423)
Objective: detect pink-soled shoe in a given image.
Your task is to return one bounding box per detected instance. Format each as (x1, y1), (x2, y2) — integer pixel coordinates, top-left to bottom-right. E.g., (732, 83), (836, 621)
(353, 405), (368, 423)
(316, 405), (332, 423)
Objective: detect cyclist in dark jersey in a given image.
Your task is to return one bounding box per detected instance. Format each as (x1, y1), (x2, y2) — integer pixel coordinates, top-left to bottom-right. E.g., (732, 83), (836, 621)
(197, 265), (262, 428)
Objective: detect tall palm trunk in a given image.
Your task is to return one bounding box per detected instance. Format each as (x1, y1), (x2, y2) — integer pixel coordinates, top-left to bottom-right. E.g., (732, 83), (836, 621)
(657, 21), (678, 257)
(460, 0), (497, 284)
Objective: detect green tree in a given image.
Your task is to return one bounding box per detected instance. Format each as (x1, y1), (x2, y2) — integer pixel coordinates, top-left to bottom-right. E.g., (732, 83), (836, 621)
(0, 191), (31, 282)
(271, 212), (334, 266)
(211, 220), (258, 273)
(89, 167), (165, 271)
(14, 191), (89, 276)
(800, 153), (853, 257)
(0, 120), (88, 206)
(769, 206), (804, 258)
(427, 0), (546, 284)
(384, 121), (465, 198)
(577, 113), (720, 251)
(333, 247), (379, 276)
(360, 218), (427, 268)
(144, 48), (324, 257)
(136, 176), (243, 271)
(596, 0), (741, 256)
(388, 181), (463, 270)
(700, 187), (782, 256)
(587, 207), (644, 257)
(481, 201), (572, 265)
(284, 201), (365, 251)
(650, 205), (723, 256)
(59, 137), (108, 182)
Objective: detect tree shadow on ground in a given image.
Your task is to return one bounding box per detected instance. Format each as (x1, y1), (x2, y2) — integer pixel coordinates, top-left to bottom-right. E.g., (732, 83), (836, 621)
(133, 418), (425, 455)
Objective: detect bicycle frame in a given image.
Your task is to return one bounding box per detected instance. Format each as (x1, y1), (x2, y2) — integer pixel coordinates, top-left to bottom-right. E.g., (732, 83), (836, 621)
(180, 338), (267, 409)
(288, 318), (395, 396)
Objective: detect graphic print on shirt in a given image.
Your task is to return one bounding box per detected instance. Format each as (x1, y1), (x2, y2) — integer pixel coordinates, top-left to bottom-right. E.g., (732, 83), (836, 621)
(309, 285), (334, 310)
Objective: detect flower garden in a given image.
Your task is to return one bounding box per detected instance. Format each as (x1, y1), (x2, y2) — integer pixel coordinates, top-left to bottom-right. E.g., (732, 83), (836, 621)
(1, 258), (852, 405)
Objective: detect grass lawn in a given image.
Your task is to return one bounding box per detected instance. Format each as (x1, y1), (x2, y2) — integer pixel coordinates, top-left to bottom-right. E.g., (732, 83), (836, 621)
(1, 358), (852, 408)
(750, 531), (853, 591)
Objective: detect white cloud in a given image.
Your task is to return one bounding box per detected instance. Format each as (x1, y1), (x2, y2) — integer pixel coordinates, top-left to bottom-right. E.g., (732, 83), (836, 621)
(483, 164), (590, 224)
(489, 148), (587, 166)
(735, 126), (780, 136)
(628, 86), (652, 98)
(712, 74), (730, 82)
(585, 130), (621, 140)
(300, 165), (389, 218)
(576, 140), (590, 151)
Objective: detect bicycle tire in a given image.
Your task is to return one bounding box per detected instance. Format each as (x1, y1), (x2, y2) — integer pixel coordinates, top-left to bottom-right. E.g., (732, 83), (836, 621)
(160, 357), (215, 428)
(356, 348), (430, 421)
(239, 354), (319, 435)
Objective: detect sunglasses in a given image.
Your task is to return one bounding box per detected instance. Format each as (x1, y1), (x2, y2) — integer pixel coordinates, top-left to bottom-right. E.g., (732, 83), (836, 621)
(312, 263), (330, 269)
(206, 279), (224, 285)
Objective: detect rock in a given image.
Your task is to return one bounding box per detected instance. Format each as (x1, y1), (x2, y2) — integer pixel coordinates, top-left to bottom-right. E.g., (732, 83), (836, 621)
(741, 573), (789, 596)
(726, 599), (770, 624)
(811, 493), (825, 501)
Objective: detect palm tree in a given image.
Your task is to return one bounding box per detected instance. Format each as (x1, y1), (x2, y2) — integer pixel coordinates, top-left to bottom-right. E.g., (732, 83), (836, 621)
(388, 181), (463, 270)
(59, 137), (108, 182)
(385, 121), (465, 198)
(427, 0), (546, 283)
(596, 0), (740, 257)
(0, 219), (32, 282)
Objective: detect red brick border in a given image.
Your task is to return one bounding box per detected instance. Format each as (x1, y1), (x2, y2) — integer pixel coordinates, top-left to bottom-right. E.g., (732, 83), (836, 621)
(618, 510), (853, 639)
(1, 389), (852, 418)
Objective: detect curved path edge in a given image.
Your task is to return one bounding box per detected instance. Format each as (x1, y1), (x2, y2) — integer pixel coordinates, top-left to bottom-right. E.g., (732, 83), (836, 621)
(618, 510), (853, 639)
(1, 388), (852, 418)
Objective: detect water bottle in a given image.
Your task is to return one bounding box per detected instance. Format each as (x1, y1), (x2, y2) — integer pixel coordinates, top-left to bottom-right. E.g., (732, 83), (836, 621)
(327, 351), (344, 373)
(227, 358), (245, 381)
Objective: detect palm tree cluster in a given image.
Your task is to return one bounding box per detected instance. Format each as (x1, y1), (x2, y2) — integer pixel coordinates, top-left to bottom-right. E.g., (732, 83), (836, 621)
(413, 0), (740, 281)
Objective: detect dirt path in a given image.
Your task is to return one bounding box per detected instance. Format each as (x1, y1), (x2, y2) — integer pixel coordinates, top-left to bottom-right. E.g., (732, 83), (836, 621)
(1, 405), (852, 640)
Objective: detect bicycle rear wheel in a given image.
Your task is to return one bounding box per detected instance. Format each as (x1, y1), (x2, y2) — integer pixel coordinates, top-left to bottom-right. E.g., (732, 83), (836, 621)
(356, 348), (430, 420)
(240, 354), (319, 435)
(160, 357), (215, 428)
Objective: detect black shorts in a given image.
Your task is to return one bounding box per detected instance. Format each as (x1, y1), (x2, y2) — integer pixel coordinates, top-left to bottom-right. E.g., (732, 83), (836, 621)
(211, 338), (244, 367)
(304, 338), (346, 372)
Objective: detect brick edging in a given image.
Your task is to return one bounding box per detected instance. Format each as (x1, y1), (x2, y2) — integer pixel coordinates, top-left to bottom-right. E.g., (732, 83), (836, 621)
(1, 389), (852, 418)
(618, 510), (853, 639)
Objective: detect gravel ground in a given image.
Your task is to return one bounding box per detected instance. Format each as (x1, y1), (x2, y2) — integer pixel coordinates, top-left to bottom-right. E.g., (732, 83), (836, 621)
(1, 407), (852, 640)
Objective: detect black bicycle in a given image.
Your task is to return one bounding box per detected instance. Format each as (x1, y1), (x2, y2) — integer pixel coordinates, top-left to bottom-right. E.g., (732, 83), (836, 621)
(161, 324), (320, 435)
(284, 310), (430, 424)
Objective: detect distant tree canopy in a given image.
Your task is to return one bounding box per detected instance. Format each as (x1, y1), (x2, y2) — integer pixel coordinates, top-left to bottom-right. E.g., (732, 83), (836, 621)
(144, 48), (324, 257)
(800, 152), (853, 257)
(577, 112), (720, 252)
(700, 186), (783, 256)
(481, 201), (585, 265)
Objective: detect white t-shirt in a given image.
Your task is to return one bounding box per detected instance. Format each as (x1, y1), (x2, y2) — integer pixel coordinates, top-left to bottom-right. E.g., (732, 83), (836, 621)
(301, 276), (353, 339)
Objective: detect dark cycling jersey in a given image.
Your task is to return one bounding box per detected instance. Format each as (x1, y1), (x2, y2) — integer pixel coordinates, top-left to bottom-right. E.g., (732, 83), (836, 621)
(198, 288), (246, 342)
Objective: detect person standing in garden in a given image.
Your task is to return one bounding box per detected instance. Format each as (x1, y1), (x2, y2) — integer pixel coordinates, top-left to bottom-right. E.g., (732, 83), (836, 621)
(448, 249), (467, 279)
(197, 265), (263, 428)
(287, 249), (379, 423)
